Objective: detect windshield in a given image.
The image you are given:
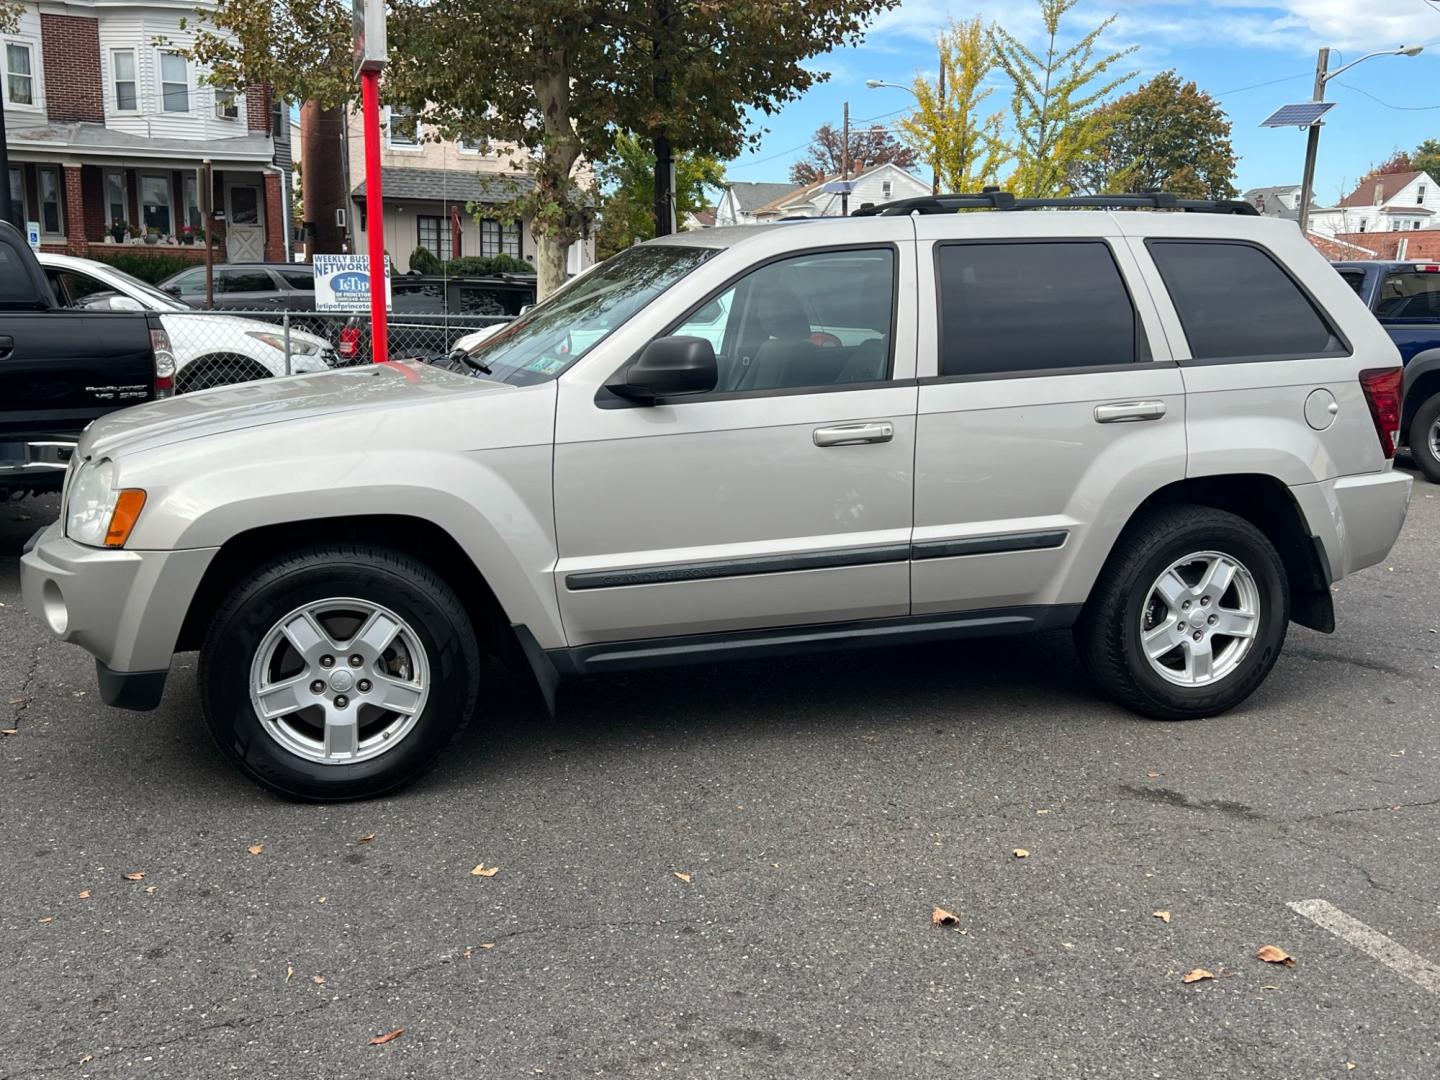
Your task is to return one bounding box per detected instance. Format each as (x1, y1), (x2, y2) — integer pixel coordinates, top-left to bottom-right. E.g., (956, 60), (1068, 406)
(102, 265), (190, 311)
(464, 244), (718, 385)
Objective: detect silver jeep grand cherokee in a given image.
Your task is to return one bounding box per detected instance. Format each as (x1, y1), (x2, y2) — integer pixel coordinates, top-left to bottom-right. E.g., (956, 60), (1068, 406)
(22, 193), (1412, 800)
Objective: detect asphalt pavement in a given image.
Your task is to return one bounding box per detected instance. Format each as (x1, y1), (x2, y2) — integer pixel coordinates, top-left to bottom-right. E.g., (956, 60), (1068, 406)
(2, 469), (1438, 1079)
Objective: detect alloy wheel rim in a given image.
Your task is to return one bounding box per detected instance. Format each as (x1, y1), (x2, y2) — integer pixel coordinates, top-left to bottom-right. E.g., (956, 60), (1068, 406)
(248, 598), (430, 765)
(1429, 417), (1440, 462)
(1139, 550), (1260, 687)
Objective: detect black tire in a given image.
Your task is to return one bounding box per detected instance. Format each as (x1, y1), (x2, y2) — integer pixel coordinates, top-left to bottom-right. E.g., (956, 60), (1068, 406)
(1074, 505), (1289, 721)
(1407, 393), (1440, 484)
(199, 544), (480, 800)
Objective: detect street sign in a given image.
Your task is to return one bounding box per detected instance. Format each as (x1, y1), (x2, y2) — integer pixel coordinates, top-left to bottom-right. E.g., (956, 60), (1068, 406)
(24, 221), (40, 250)
(313, 253), (392, 313)
(352, 0), (387, 74)
(1260, 102), (1336, 128)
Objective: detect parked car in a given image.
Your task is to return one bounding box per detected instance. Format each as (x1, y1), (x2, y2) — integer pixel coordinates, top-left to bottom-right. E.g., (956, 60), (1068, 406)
(22, 193), (1411, 800)
(41, 253), (334, 393)
(1333, 260), (1440, 481)
(0, 222), (174, 499)
(158, 262), (318, 322)
(335, 273), (535, 363)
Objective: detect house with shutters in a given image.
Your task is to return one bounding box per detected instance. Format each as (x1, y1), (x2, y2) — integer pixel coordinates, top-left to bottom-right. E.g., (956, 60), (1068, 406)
(3, 0), (291, 264)
(342, 105), (595, 275)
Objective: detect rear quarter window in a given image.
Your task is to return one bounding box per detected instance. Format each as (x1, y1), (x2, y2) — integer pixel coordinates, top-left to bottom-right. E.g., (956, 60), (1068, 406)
(1147, 240), (1346, 361)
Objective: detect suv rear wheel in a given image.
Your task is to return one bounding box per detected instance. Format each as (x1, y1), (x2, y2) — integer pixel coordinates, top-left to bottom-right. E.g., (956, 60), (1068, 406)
(1407, 392), (1440, 484)
(1075, 506), (1289, 720)
(199, 544), (480, 800)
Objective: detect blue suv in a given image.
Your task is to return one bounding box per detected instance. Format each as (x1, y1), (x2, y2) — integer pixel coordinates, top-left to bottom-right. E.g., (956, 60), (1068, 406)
(1335, 260), (1440, 481)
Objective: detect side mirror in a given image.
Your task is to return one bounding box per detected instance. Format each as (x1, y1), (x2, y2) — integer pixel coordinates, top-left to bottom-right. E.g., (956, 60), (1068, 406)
(162, 284), (182, 296)
(108, 294), (145, 312)
(608, 336), (717, 404)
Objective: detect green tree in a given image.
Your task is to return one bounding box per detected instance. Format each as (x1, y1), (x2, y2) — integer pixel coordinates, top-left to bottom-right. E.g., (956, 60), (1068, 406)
(596, 133), (725, 259)
(991, 0), (1137, 197)
(897, 17), (1010, 193)
(789, 123), (916, 185)
(1413, 139), (1440, 180)
(182, 0), (354, 108)
(1073, 71), (1238, 199)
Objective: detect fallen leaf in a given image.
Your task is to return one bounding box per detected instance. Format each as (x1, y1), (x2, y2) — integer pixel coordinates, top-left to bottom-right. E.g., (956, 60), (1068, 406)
(7, 695), (28, 705)
(1013, 848), (1030, 859)
(318, 896), (326, 903)
(38, 915), (54, 924)
(247, 844), (265, 856)
(144, 886), (158, 896)
(673, 871), (692, 884)
(931, 906), (961, 928)
(1345, 1063), (1356, 1071)
(1182, 968), (1215, 984)
(469, 864), (500, 877)
(79, 1054), (94, 1064)
(1256, 944), (1295, 968)
(312, 975), (326, 985)
(79, 890), (92, 900)
(1146, 771), (1161, 779)
(1153, 910), (1171, 924)
(462, 947), (473, 958)
(1036, 809), (1050, 815)
(123, 872), (145, 881)
(0, 728), (17, 736)
(285, 965), (294, 984)
(479, 942), (494, 950)
(357, 833), (376, 844)
(368, 1028), (404, 1046)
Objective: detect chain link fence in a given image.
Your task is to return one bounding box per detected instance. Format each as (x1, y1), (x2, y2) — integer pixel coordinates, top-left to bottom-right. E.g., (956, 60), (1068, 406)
(159, 310), (514, 394)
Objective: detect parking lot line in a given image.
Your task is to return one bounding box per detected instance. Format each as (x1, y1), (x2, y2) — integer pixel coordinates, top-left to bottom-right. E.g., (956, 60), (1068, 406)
(1288, 899), (1440, 995)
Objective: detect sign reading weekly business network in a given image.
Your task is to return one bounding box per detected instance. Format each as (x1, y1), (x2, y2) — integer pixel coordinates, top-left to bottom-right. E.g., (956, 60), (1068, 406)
(313, 254), (393, 313)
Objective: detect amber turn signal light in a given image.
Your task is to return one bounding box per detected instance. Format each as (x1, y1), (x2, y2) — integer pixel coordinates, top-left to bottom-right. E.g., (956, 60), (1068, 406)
(104, 490), (148, 548)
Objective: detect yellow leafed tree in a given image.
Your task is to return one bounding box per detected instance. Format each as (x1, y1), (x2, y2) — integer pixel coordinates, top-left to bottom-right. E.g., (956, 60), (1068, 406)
(897, 18), (1010, 194)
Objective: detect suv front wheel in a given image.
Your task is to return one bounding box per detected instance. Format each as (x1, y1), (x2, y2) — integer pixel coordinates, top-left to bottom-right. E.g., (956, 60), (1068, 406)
(199, 544), (480, 800)
(1075, 506), (1289, 721)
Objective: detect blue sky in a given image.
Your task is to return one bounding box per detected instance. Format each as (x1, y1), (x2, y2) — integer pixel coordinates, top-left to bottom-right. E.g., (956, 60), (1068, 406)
(723, 0), (1440, 203)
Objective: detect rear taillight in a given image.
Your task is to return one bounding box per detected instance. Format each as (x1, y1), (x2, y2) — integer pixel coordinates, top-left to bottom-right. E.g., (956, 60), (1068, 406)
(151, 327), (175, 399)
(1359, 367), (1403, 459)
(338, 325), (361, 359)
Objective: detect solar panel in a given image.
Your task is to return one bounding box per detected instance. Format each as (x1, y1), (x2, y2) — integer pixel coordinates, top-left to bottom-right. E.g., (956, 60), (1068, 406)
(1260, 102), (1336, 128)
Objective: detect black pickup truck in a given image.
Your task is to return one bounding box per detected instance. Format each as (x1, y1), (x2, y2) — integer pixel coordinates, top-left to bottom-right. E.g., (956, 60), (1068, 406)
(0, 221), (173, 499)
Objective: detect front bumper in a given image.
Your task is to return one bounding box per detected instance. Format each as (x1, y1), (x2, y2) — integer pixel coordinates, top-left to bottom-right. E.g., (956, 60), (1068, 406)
(1291, 468), (1413, 581)
(20, 520), (218, 709)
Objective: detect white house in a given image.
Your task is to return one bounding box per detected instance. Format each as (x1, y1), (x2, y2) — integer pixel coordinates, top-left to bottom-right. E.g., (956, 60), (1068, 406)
(1243, 184), (1313, 221)
(4, 0), (291, 264)
(715, 164), (929, 226)
(713, 181), (800, 226)
(1308, 170), (1437, 237)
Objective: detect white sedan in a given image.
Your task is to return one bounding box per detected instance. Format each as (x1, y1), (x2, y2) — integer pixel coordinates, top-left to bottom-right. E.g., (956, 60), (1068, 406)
(39, 252), (334, 393)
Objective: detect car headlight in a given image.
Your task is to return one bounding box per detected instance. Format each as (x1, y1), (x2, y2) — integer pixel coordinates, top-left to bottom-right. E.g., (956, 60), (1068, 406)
(246, 331), (320, 356)
(66, 460), (147, 548)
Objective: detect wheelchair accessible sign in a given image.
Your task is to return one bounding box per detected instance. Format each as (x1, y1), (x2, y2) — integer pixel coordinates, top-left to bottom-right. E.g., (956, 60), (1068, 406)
(313, 254), (393, 312)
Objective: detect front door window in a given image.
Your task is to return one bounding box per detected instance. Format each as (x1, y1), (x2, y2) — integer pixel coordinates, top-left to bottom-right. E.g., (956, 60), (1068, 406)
(229, 185), (260, 226)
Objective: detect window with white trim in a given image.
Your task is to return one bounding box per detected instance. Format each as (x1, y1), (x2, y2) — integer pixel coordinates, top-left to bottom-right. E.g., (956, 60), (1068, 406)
(214, 87), (239, 120)
(37, 166), (63, 235)
(104, 169), (128, 228)
(8, 166), (25, 222)
(112, 49), (137, 111)
(388, 106), (419, 147)
(5, 42), (34, 107)
(417, 215), (454, 260)
(480, 218), (520, 257)
(1418, 184), (1427, 205)
(139, 173), (172, 234)
(159, 51), (189, 113)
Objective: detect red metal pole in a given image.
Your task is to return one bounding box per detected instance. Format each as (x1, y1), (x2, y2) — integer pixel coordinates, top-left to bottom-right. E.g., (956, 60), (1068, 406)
(360, 67), (389, 364)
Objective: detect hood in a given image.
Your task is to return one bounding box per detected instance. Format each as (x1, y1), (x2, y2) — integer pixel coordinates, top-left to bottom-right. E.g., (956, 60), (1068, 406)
(80, 361), (512, 460)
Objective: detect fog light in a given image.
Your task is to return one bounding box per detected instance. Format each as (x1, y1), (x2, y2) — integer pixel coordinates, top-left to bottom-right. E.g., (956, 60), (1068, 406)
(41, 579), (68, 635)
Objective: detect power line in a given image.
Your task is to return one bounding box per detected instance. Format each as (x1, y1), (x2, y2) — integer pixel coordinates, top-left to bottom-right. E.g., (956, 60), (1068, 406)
(1333, 80), (1440, 111)
(1216, 72), (1309, 95)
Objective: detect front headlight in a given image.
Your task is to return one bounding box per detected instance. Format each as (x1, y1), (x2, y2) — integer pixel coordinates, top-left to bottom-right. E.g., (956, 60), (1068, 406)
(66, 460), (146, 548)
(246, 331), (320, 356)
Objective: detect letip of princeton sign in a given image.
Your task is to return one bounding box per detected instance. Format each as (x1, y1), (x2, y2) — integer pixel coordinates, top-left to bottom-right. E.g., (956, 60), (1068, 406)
(353, 0), (387, 75)
(313, 253), (393, 313)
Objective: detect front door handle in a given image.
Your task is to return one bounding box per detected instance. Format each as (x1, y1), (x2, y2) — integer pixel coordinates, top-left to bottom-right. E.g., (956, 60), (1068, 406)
(813, 422), (894, 447)
(0, 334), (13, 358)
(1094, 400), (1166, 424)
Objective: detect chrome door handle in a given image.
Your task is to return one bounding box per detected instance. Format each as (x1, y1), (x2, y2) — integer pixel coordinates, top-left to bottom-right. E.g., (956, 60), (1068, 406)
(813, 422), (894, 447)
(1094, 400), (1166, 424)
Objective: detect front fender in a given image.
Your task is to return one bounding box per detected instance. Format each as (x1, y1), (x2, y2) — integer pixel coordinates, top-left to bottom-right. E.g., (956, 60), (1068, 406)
(1402, 348), (1440, 427)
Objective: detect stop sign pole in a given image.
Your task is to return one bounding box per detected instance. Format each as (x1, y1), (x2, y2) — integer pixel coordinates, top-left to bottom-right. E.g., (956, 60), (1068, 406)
(353, 0), (389, 364)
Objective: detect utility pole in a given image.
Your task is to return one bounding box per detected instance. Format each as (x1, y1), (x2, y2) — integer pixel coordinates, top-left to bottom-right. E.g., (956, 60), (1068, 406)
(652, 0), (676, 237)
(1297, 47), (1329, 236)
(840, 101), (850, 216)
(201, 161), (215, 309)
(934, 46), (944, 195)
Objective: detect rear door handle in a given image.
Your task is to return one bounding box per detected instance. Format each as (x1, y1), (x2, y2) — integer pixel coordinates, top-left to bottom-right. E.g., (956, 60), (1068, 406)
(813, 422), (894, 447)
(0, 335), (13, 358)
(1094, 400), (1166, 424)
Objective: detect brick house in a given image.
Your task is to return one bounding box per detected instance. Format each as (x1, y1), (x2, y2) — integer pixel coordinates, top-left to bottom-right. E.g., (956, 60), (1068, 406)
(4, 0), (291, 265)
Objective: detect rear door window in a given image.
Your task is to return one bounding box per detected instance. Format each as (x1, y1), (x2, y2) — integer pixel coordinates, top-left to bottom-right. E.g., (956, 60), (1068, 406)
(392, 280), (446, 313)
(1147, 240), (1346, 360)
(218, 269), (275, 294)
(1376, 270), (1440, 320)
(935, 241), (1139, 377)
(279, 269), (314, 291)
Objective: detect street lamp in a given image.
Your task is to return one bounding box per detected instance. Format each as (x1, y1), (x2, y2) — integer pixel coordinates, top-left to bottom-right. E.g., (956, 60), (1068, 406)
(1296, 44), (1424, 234)
(866, 78), (940, 194)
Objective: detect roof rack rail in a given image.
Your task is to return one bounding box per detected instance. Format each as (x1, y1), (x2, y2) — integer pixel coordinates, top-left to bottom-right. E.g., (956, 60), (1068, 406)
(850, 188), (1259, 217)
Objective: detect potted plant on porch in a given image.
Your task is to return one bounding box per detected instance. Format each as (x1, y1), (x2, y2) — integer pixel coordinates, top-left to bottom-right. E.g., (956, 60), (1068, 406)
(178, 224), (199, 245)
